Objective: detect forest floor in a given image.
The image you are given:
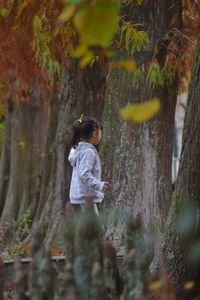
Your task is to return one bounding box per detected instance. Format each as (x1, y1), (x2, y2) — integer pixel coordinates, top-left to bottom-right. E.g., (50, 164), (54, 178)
(0, 243), (64, 261)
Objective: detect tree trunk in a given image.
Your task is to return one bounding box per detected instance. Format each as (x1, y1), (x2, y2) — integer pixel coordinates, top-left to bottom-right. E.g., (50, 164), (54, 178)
(0, 1), (181, 251)
(162, 37), (200, 299)
(36, 59), (106, 245)
(0, 87), (48, 228)
(100, 0), (180, 251)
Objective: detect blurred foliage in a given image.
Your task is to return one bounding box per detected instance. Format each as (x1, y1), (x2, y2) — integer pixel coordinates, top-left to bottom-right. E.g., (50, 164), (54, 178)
(111, 59), (137, 72)
(3, 205), (200, 298)
(132, 64), (176, 90)
(0, 0), (198, 95)
(188, 241), (200, 263)
(9, 242), (31, 259)
(16, 210), (32, 242)
(33, 14), (61, 81)
(0, 0), (181, 122)
(74, 0), (119, 53)
(120, 98), (161, 123)
(132, 68), (143, 88)
(176, 200), (197, 236)
(147, 60), (176, 89)
(59, 0), (120, 67)
(1, 201), (200, 298)
(119, 21), (149, 55)
(175, 198), (200, 267)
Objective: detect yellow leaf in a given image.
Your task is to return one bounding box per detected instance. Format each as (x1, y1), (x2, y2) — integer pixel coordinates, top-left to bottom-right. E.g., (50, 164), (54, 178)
(18, 141), (26, 151)
(103, 49), (115, 57)
(73, 45), (87, 57)
(148, 280), (161, 291)
(136, 0), (143, 5)
(120, 98), (161, 123)
(80, 51), (94, 68)
(18, 141), (26, 158)
(0, 8), (9, 17)
(59, 5), (76, 22)
(112, 60), (136, 72)
(184, 281), (195, 290)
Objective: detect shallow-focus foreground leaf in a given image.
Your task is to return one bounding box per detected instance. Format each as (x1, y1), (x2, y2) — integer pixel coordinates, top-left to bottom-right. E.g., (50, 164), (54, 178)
(188, 241), (200, 263)
(176, 200), (197, 236)
(148, 280), (161, 291)
(73, 0), (119, 51)
(59, 5), (76, 22)
(66, 0), (85, 4)
(120, 98), (161, 123)
(184, 281), (195, 290)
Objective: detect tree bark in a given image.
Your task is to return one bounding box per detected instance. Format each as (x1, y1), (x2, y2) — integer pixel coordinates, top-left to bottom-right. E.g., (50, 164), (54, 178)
(36, 59), (106, 245)
(162, 37), (200, 299)
(100, 0), (180, 251)
(0, 1), (181, 251)
(0, 87), (48, 227)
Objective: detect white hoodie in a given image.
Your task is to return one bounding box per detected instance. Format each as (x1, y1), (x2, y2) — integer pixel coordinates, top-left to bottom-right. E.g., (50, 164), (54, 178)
(68, 142), (104, 204)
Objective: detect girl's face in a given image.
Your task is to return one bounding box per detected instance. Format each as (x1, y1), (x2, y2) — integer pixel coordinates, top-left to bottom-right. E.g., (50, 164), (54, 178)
(92, 128), (102, 145)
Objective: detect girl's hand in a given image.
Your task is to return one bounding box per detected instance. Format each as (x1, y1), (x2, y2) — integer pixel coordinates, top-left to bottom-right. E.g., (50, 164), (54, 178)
(102, 182), (109, 192)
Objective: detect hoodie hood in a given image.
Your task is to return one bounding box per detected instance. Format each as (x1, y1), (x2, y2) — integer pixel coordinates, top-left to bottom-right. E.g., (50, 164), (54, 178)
(68, 142), (96, 167)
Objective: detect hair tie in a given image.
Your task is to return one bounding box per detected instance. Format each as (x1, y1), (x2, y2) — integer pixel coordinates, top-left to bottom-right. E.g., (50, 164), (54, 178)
(77, 114), (84, 124)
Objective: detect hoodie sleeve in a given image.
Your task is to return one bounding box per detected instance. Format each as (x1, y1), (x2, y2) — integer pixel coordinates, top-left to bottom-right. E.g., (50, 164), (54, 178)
(79, 149), (104, 192)
(68, 148), (76, 166)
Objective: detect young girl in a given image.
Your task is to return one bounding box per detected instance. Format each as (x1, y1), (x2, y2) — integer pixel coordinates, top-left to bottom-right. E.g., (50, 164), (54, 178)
(68, 115), (109, 215)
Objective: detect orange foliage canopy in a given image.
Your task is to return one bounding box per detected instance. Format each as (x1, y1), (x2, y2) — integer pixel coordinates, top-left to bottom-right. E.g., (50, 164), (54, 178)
(151, 0), (200, 92)
(178, 0), (200, 90)
(0, 0), (200, 99)
(0, 0), (75, 99)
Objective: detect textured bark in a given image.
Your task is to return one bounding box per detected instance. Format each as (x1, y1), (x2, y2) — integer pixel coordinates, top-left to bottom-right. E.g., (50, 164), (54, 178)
(36, 59), (106, 245)
(162, 38), (200, 299)
(0, 2), (181, 252)
(0, 88), (48, 226)
(0, 104), (12, 216)
(100, 1), (180, 250)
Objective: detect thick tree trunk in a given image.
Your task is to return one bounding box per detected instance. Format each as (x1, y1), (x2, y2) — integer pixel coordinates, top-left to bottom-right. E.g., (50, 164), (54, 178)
(162, 38), (200, 299)
(100, 1), (180, 251)
(36, 59), (106, 245)
(0, 88), (48, 228)
(0, 102), (12, 216)
(0, 1), (181, 251)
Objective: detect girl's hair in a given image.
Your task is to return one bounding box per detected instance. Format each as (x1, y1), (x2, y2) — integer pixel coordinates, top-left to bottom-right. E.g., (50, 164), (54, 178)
(71, 115), (102, 147)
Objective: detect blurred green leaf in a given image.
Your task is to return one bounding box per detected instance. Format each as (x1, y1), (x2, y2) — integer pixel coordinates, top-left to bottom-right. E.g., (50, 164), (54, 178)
(184, 281), (195, 290)
(74, 0), (119, 48)
(80, 51), (94, 68)
(66, 0), (85, 4)
(177, 201), (197, 236)
(59, 5), (76, 22)
(148, 281), (161, 291)
(188, 240), (200, 263)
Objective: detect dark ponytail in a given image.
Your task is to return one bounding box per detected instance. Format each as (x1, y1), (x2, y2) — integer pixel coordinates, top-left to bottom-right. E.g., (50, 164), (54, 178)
(71, 115), (102, 147)
(71, 120), (82, 147)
